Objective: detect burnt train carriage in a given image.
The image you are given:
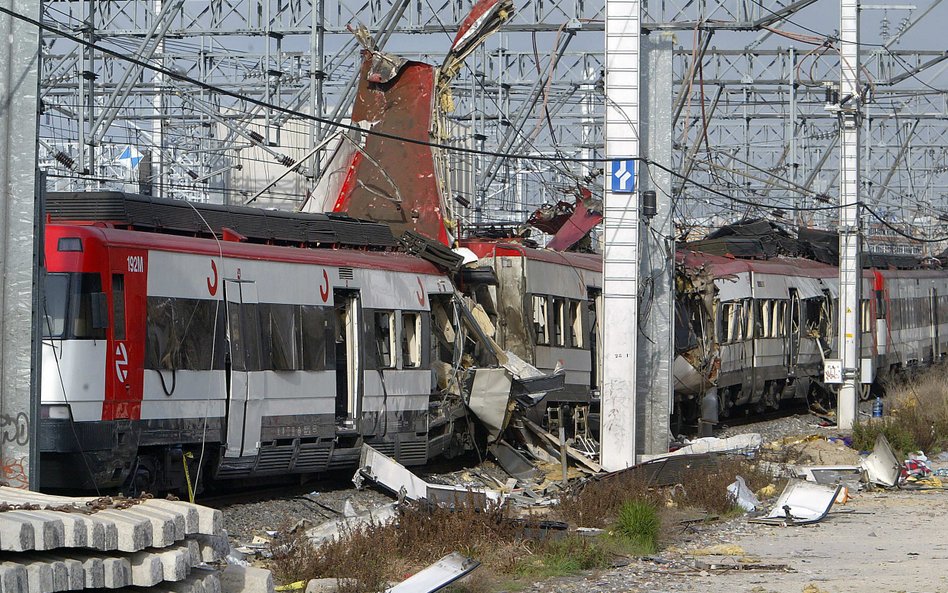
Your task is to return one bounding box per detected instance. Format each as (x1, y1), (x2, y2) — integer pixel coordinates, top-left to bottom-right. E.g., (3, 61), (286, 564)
(40, 194), (467, 492)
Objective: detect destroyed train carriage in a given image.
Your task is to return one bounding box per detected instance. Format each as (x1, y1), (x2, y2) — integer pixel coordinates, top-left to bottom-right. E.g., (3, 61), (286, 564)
(458, 238), (948, 433)
(40, 192), (550, 492)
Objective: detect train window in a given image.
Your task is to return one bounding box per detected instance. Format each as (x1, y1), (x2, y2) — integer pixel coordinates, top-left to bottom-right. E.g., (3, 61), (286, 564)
(569, 301), (583, 348)
(775, 301), (787, 338)
(73, 273), (106, 339)
(552, 298), (566, 346)
(262, 304), (300, 371)
(533, 296), (549, 345)
(112, 275), (126, 341)
(402, 312), (421, 368)
(146, 297), (224, 371)
(757, 300), (769, 338)
(723, 302), (738, 342)
(375, 312), (395, 369)
(301, 305), (330, 370)
(43, 273), (69, 338)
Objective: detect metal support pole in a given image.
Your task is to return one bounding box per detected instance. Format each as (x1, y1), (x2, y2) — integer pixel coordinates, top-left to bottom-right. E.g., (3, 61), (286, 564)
(601, 0), (641, 471)
(638, 33), (675, 454)
(837, 0), (861, 430)
(0, 0), (42, 488)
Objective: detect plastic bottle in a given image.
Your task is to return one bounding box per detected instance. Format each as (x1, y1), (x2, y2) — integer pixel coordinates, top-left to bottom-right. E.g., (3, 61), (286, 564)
(872, 395), (883, 418)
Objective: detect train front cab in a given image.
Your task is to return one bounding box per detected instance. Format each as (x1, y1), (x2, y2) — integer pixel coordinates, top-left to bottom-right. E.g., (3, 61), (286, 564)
(40, 225), (141, 490)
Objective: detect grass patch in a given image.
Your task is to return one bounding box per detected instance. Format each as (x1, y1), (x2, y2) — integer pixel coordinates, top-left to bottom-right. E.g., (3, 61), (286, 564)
(512, 537), (610, 579)
(613, 500), (660, 555)
(269, 500), (613, 593)
(853, 363), (948, 455)
(557, 467), (658, 528)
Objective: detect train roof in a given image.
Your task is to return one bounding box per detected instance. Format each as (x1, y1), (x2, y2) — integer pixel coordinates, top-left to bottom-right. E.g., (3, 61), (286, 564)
(46, 191), (399, 250)
(677, 249), (838, 278)
(460, 239), (602, 272)
(47, 224), (443, 275)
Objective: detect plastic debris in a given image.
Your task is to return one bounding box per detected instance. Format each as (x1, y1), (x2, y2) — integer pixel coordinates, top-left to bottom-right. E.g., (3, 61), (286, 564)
(727, 475), (760, 512)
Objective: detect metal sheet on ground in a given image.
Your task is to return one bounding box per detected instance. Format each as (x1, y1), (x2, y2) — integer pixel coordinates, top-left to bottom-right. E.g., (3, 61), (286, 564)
(751, 479), (842, 525)
(385, 552), (480, 593)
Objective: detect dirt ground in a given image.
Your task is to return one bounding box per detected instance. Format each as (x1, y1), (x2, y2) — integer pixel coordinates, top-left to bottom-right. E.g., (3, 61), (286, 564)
(685, 490), (948, 593)
(529, 488), (948, 593)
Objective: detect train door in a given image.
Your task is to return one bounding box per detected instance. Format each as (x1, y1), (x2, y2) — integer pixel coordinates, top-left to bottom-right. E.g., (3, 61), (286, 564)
(223, 278), (262, 458)
(787, 289), (801, 370)
(930, 287), (939, 361)
(587, 288), (602, 392)
(334, 289), (362, 426)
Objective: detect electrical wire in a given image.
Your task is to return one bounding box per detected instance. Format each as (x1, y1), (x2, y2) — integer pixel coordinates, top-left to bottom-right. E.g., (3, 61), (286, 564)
(3, 6), (604, 165)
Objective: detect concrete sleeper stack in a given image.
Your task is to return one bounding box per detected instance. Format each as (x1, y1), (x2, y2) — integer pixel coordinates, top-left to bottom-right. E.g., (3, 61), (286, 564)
(0, 487), (273, 593)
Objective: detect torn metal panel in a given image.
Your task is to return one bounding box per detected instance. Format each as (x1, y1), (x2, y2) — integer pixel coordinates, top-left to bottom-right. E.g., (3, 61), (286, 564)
(546, 196), (604, 252)
(861, 433), (903, 487)
(354, 445), (503, 508)
(305, 502), (399, 546)
(502, 350), (565, 406)
(447, 0), (514, 67)
(304, 51), (448, 245)
(467, 368), (513, 442)
(751, 479), (842, 526)
(795, 465), (866, 486)
(355, 444), (429, 501)
(488, 441), (541, 481)
(385, 552), (480, 593)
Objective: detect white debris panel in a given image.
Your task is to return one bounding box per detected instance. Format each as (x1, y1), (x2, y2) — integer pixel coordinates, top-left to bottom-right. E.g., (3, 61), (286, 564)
(0, 487), (271, 593)
(353, 445), (503, 507)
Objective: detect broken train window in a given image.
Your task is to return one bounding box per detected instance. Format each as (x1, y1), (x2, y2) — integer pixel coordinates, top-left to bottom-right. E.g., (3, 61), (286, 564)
(532, 295), (549, 345)
(375, 311), (396, 369)
(552, 298), (566, 346)
(401, 312), (421, 368)
(569, 300), (583, 348)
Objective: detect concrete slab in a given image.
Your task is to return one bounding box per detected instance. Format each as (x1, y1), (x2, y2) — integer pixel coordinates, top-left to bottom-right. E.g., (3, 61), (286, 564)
(219, 565), (274, 593)
(0, 562), (28, 593)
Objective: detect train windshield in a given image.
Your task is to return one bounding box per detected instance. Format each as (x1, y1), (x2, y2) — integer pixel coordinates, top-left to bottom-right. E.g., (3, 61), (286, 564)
(42, 272), (106, 340)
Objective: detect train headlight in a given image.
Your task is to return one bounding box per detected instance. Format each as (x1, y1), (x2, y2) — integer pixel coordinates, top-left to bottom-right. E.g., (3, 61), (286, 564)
(41, 404), (71, 420)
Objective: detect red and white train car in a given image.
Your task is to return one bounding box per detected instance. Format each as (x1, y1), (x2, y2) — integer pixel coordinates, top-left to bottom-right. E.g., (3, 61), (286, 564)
(40, 196), (464, 492)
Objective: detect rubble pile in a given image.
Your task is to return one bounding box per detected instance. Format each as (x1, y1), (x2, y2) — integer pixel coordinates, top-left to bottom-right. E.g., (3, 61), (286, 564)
(0, 487), (273, 593)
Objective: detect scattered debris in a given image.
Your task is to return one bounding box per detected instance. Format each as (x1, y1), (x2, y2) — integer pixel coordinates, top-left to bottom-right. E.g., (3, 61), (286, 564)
(727, 476), (760, 512)
(385, 552), (480, 593)
(751, 479), (842, 526)
(861, 434), (903, 487)
(694, 560), (793, 572)
(690, 544), (746, 556)
(305, 502), (399, 547)
(795, 465), (865, 487)
(353, 445), (503, 508)
(642, 434), (763, 461)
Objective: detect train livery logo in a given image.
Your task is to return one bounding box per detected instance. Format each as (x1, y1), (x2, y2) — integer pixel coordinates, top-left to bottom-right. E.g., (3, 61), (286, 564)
(114, 343), (129, 383)
(319, 270), (330, 302)
(415, 277), (426, 306)
(207, 260), (219, 296)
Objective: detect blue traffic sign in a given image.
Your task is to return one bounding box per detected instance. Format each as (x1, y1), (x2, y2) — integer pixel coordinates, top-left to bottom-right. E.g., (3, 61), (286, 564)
(610, 159), (635, 193)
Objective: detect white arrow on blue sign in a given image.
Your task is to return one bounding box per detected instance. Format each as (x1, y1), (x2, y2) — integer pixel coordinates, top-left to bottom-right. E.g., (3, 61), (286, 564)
(610, 159), (635, 193)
